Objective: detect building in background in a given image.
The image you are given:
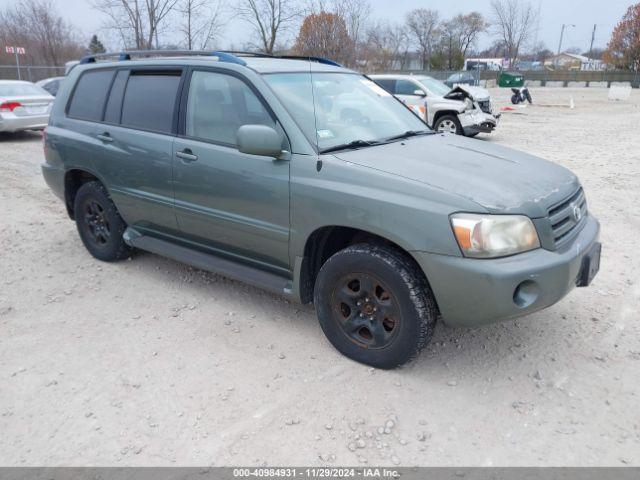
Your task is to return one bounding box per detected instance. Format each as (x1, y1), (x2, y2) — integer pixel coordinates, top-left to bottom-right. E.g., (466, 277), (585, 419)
(464, 58), (508, 71)
(545, 52), (605, 71)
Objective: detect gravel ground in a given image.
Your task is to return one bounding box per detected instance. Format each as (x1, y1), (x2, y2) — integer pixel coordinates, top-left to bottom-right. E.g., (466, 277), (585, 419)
(1, 88), (639, 467)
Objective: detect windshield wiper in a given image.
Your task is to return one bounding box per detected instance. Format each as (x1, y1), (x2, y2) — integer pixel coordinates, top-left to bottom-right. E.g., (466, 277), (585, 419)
(383, 130), (433, 142)
(320, 139), (382, 154)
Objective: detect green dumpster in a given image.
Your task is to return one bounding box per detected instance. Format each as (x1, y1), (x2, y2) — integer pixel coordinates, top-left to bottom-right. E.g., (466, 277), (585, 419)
(498, 72), (525, 88)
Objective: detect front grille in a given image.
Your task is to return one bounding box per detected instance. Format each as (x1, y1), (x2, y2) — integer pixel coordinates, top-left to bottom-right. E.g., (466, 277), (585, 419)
(548, 188), (588, 247)
(478, 100), (491, 114)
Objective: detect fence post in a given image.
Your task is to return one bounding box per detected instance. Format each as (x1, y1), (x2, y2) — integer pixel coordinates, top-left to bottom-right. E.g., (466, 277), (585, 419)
(27, 66), (32, 82)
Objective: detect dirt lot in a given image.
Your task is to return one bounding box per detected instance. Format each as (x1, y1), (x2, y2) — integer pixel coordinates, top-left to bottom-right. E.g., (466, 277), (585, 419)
(1, 88), (639, 467)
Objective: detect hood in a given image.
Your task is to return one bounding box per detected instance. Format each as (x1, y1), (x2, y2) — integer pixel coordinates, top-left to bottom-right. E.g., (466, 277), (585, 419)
(333, 134), (579, 217)
(444, 85), (490, 102)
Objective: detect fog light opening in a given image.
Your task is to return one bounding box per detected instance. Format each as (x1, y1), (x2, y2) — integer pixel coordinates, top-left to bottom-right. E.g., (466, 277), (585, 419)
(513, 280), (540, 309)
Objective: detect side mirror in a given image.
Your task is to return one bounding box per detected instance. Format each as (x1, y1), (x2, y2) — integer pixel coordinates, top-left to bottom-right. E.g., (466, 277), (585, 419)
(237, 124), (284, 158)
(414, 89), (426, 97)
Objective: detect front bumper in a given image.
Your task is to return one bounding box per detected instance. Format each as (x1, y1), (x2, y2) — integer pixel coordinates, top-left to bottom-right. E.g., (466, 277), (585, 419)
(0, 112), (49, 132)
(459, 110), (500, 135)
(413, 215), (600, 327)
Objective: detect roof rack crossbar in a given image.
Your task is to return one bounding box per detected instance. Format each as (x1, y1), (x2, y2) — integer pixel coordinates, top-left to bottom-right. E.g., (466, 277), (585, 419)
(79, 50), (247, 66)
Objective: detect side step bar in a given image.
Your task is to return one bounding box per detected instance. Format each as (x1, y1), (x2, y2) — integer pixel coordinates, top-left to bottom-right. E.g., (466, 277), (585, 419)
(123, 228), (293, 298)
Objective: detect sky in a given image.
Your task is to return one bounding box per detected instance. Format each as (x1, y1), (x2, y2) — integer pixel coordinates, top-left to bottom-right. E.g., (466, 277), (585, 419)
(4, 0), (634, 54)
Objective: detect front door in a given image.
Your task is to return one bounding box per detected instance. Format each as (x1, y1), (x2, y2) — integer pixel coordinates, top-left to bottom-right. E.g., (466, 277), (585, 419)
(394, 79), (427, 122)
(172, 69), (290, 272)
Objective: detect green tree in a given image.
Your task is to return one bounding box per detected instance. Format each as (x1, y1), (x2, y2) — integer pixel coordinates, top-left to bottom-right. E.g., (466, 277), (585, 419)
(88, 34), (106, 54)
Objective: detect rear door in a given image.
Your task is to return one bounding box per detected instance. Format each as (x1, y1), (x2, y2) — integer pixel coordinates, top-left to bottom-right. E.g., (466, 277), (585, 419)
(172, 68), (290, 272)
(69, 67), (183, 235)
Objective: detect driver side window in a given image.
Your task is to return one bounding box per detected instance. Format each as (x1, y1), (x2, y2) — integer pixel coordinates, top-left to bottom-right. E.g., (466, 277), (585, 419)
(185, 70), (276, 146)
(395, 80), (422, 96)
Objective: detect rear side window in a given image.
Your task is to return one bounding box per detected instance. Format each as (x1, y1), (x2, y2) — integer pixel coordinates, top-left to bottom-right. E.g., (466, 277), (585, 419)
(120, 72), (181, 133)
(67, 69), (114, 121)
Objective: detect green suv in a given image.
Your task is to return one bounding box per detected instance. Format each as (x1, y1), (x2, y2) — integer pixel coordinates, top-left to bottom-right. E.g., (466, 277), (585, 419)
(42, 51), (601, 368)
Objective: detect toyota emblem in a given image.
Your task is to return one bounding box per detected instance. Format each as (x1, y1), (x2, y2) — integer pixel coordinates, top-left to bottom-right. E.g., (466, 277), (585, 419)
(572, 204), (582, 222)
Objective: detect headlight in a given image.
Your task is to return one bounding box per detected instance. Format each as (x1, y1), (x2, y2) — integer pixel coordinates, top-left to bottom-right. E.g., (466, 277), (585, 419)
(464, 98), (474, 110)
(450, 213), (540, 258)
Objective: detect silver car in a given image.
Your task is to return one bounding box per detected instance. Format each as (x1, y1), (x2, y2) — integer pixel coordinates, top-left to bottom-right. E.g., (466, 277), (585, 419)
(36, 76), (66, 97)
(0, 80), (54, 133)
(371, 74), (499, 137)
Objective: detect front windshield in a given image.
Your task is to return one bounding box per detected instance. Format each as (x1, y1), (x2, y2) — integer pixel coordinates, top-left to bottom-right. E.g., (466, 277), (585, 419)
(416, 76), (451, 97)
(263, 72), (428, 152)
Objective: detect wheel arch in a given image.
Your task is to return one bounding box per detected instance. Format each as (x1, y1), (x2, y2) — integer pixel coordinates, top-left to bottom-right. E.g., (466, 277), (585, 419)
(432, 110), (461, 125)
(298, 225), (431, 305)
(64, 168), (103, 219)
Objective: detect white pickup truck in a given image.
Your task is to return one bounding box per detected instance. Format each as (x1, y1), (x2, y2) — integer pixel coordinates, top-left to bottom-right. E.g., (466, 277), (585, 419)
(370, 74), (500, 137)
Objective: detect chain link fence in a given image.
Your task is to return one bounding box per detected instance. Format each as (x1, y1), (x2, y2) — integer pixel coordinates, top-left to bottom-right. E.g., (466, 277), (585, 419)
(0, 65), (66, 82)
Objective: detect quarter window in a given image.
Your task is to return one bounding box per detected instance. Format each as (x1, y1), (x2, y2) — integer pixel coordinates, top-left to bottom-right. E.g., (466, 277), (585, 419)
(67, 69), (114, 121)
(185, 71), (275, 146)
(120, 72), (181, 133)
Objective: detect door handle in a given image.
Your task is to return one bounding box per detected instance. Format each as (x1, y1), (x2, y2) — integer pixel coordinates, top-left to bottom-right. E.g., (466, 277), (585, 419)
(97, 132), (113, 143)
(176, 149), (198, 162)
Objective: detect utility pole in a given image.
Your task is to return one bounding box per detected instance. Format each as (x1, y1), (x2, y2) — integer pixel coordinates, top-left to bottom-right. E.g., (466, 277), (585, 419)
(557, 23), (575, 55)
(589, 24), (597, 58)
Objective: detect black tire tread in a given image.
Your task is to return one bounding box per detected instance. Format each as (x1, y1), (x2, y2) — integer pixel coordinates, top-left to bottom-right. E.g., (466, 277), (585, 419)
(74, 181), (132, 262)
(314, 243), (438, 368)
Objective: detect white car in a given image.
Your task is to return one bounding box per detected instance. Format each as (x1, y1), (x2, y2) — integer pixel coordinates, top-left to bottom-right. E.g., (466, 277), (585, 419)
(0, 80), (54, 133)
(370, 74), (500, 137)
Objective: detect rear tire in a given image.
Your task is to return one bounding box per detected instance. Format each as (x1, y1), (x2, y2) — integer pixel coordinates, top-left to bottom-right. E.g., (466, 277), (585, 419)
(434, 114), (463, 135)
(74, 181), (133, 262)
(511, 94), (520, 105)
(314, 244), (438, 369)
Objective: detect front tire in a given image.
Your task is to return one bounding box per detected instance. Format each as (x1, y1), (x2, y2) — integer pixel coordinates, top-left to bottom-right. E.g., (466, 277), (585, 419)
(74, 181), (133, 262)
(314, 244), (438, 369)
(434, 115), (462, 135)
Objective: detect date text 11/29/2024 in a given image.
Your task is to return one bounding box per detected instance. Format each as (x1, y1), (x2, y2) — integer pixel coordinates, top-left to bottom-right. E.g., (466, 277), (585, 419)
(233, 468), (400, 478)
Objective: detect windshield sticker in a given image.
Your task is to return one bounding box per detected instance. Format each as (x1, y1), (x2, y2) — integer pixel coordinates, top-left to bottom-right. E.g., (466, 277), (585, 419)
(360, 79), (391, 97)
(317, 129), (336, 139)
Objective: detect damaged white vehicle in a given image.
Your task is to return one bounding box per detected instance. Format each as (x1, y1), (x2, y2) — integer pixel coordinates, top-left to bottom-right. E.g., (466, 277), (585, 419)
(370, 74), (500, 137)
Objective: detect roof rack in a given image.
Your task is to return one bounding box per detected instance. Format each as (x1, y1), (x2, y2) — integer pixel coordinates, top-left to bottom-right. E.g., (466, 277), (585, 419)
(78, 50), (343, 68)
(79, 50), (248, 66)
(226, 51), (343, 67)
(275, 55), (342, 67)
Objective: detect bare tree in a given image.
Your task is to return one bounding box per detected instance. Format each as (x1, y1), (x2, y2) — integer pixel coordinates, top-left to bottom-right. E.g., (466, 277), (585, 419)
(405, 8), (440, 70)
(0, 0), (83, 66)
(435, 12), (489, 70)
(94, 0), (179, 49)
(451, 12), (489, 59)
(177, 0), (224, 50)
(235, 0), (302, 54)
(334, 0), (371, 66)
(363, 21), (410, 72)
(490, 0), (537, 65)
